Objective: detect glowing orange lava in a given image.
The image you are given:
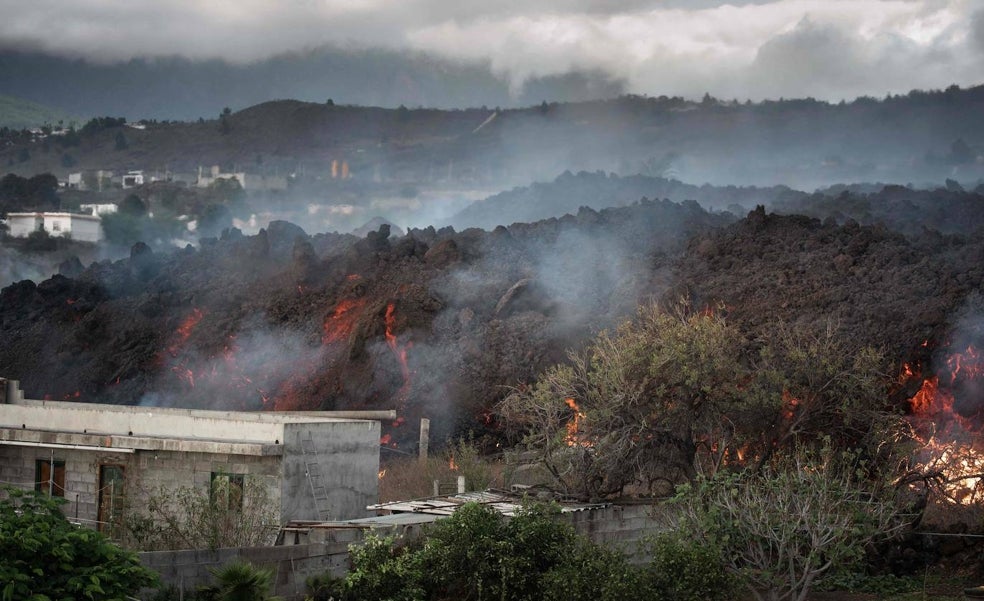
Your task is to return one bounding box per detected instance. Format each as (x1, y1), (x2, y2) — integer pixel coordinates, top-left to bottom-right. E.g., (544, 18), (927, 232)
(385, 302), (413, 403)
(322, 298), (367, 345)
(168, 308), (204, 357)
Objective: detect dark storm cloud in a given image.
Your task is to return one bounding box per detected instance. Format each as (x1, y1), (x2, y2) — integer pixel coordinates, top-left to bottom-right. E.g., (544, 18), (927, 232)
(0, 0), (978, 102)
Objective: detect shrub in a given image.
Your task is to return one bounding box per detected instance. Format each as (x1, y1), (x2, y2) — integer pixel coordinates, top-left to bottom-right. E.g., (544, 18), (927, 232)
(332, 501), (652, 601)
(0, 486), (159, 600)
(344, 533), (423, 601)
(643, 531), (735, 601)
(673, 444), (908, 601)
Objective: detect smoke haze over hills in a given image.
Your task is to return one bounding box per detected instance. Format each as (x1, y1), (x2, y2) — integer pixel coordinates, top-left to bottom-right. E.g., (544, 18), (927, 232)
(0, 1), (982, 120)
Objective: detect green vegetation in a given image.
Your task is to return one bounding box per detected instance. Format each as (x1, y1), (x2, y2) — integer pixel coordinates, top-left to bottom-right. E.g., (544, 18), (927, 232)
(0, 172), (59, 215)
(673, 443), (908, 601)
(118, 474), (278, 551)
(0, 94), (77, 129)
(0, 486), (159, 600)
(497, 301), (916, 600)
(205, 561), (282, 601)
(314, 501), (734, 601)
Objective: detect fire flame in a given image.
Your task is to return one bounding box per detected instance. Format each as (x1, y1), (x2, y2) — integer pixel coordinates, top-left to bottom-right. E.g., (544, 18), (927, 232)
(565, 397), (586, 446)
(378, 469), (387, 479)
(449, 455), (458, 471)
(901, 343), (984, 506)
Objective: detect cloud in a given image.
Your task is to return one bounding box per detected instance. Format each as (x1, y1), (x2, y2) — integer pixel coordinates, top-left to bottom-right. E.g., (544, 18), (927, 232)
(972, 8), (984, 54)
(0, 0), (979, 101)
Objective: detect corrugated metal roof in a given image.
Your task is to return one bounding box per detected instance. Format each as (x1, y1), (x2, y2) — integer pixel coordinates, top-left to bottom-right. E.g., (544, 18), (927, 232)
(367, 488), (608, 517)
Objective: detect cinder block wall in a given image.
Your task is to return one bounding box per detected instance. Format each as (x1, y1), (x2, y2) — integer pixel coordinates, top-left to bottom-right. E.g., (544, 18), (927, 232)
(0, 445), (281, 529)
(566, 504), (665, 562)
(139, 542), (351, 601)
(0, 445), (132, 525)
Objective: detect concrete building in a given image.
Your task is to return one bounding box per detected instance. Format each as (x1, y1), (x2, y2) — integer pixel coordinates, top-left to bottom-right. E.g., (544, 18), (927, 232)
(0, 378), (383, 532)
(122, 170), (145, 189)
(197, 165), (246, 189)
(79, 203), (119, 217)
(4, 212), (103, 243)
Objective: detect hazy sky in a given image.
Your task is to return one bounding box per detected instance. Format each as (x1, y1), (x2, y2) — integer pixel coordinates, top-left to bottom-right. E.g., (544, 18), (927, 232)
(1, 0), (981, 101)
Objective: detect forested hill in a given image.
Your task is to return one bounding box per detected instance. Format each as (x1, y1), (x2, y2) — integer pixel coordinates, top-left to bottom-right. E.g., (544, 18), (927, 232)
(2, 85), (983, 190)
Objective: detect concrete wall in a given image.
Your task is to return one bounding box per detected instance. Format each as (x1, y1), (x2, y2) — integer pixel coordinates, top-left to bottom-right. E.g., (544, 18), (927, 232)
(6, 214), (41, 238)
(566, 503), (665, 562)
(0, 444), (282, 528)
(0, 444), (133, 525)
(65, 215), (102, 243)
(281, 421), (380, 522)
(131, 449), (283, 528)
(140, 542), (350, 601)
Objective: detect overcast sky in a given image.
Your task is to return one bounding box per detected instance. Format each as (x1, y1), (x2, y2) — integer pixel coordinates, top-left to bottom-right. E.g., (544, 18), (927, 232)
(1, 0), (981, 101)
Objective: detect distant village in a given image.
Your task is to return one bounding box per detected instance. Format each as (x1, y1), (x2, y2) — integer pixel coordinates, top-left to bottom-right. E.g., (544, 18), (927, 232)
(0, 160), (338, 243)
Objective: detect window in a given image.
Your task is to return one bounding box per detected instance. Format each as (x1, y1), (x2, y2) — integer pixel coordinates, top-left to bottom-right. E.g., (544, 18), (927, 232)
(51, 221), (61, 232)
(210, 472), (245, 511)
(98, 465), (125, 534)
(35, 459), (66, 497)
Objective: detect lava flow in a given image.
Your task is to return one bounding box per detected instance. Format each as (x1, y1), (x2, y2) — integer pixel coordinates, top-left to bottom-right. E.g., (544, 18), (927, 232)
(384, 302), (412, 403)
(322, 298), (368, 345)
(168, 308), (205, 357)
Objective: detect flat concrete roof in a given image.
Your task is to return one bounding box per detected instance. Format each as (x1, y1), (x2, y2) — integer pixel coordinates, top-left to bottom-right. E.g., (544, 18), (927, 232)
(0, 379), (387, 454)
(6, 212), (102, 222)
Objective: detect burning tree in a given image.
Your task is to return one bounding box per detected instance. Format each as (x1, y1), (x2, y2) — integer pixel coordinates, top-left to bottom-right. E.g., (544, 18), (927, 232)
(498, 301), (906, 501)
(498, 301), (762, 499)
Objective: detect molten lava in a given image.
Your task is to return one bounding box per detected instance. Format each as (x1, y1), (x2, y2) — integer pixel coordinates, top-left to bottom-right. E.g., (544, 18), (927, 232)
(322, 298), (367, 345)
(168, 308), (204, 357)
(384, 302), (413, 403)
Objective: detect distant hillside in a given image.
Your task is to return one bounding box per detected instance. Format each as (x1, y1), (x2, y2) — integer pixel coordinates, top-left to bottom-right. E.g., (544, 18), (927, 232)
(1, 85), (983, 195)
(0, 94), (78, 129)
(448, 171), (805, 230)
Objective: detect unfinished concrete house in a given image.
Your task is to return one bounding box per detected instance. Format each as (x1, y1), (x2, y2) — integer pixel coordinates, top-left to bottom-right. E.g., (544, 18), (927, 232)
(0, 378), (383, 533)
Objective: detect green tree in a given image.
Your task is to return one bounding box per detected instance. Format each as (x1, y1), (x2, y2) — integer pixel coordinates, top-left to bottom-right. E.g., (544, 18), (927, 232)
(498, 301), (763, 499)
(0, 486), (159, 600)
(120, 193), (147, 216)
(672, 443), (908, 601)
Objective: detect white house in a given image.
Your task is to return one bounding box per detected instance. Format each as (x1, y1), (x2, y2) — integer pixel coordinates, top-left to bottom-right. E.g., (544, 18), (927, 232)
(5, 212), (103, 243)
(122, 170), (144, 189)
(79, 203), (118, 217)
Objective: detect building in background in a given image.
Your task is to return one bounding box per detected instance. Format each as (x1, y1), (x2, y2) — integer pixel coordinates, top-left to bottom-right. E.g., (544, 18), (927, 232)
(4, 211), (103, 242)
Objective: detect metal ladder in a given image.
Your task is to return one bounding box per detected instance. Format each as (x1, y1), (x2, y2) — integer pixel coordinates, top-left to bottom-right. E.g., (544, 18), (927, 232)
(298, 433), (331, 521)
